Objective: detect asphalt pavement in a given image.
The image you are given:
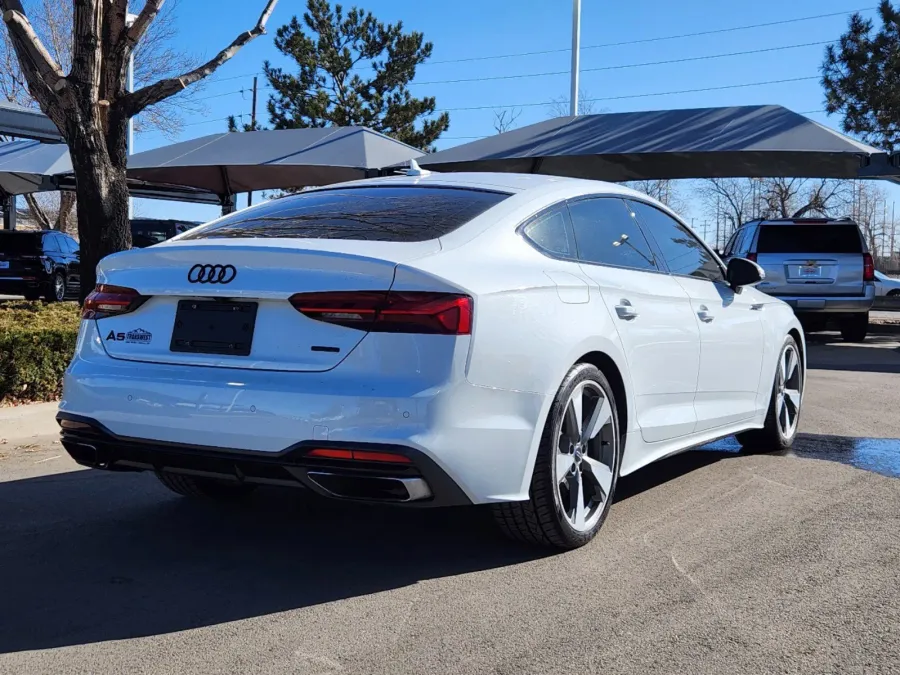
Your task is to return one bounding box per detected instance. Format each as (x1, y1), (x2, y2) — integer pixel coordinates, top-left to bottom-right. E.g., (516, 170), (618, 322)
(1, 334), (899, 674)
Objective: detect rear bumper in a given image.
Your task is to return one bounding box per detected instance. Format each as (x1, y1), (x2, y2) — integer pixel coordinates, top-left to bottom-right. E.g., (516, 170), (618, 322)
(0, 277), (42, 294)
(769, 284), (875, 313)
(58, 413), (470, 507)
(60, 321), (548, 504)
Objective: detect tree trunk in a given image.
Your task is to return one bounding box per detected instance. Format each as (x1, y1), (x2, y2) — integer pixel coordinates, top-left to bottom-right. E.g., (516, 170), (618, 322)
(68, 138), (131, 302)
(55, 191), (76, 232)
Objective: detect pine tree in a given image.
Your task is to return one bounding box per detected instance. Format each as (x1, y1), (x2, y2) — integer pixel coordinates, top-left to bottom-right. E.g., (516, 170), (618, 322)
(822, 1), (900, 150)
(264, 0), (449, 150)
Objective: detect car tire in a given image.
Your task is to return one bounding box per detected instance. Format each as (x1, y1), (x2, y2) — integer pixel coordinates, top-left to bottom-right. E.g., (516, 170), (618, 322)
(888, 290), (900, 297)
(46, 271), (66, 302)
(736, 335), (803, 453)
(155, 471), (256, 500)
(492, 363), (622, 549)
(839, 312), (868, 342)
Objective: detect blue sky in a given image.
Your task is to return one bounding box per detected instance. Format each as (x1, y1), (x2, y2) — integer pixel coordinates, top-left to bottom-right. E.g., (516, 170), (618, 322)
(132, 0), (884, 222)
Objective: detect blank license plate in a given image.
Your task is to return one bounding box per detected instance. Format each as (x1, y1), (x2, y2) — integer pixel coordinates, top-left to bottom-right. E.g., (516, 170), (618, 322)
(0, 261), (8, 269)
(170, 300), (258, 356)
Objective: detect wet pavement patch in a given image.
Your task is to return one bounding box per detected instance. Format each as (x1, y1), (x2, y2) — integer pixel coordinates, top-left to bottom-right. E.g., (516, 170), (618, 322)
(702, 434), (900, 479)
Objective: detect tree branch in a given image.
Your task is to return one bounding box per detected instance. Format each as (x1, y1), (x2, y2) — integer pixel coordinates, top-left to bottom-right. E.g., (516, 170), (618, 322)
(0, 0), (65, 92)
(126, 0), (165, 46)
(121, 0), (278, 116)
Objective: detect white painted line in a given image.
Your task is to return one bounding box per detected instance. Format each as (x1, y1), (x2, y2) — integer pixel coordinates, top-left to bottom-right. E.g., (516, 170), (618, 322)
(34, 455), (62, 464)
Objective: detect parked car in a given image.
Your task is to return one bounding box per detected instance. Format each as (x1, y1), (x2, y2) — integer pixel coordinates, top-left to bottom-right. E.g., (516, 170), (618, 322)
(131, 219), (201, 248)
(0, 230), (80, 301)
(722, 217), (874, 342)
(58, 172), (805, 549)
(874, 270), (900, 297)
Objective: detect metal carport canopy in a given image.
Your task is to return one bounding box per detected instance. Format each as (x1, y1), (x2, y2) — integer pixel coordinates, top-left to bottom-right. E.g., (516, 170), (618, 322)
(126, 126), (426, 195)
(0, 140), (221, 204)
(417, 105), (895, 181)
(0, 101), (63, 143)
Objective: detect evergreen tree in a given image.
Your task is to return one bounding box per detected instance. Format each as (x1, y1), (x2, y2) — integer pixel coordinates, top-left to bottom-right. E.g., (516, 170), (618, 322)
(822, 1), (900, 150)
(263, 0), (449, 150)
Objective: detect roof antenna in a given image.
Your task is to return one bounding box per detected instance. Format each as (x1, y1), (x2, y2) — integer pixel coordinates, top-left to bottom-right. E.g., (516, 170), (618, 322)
(406, 159), (432, 177)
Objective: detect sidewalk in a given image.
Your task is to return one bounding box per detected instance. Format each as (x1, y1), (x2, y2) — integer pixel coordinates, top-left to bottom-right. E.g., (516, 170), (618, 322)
(0, 402), (60, 442)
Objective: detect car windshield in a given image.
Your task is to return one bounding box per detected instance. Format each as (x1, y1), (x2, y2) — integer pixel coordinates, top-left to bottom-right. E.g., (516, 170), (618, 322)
(182, 186), (511, 242)
(0, 233), (41, 255)
(756, 224), (863, 254)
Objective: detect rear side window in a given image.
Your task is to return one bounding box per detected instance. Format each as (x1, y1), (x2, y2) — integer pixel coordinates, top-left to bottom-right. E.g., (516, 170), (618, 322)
(568, 197), (658, 271)
(756, 224), (863, 254)
(628, 200), (724, 282)
(42, 235), (60, 252)
(0, 234), (41, 255)
(184, 186), (510, 242)
(522, 205), (575, 258)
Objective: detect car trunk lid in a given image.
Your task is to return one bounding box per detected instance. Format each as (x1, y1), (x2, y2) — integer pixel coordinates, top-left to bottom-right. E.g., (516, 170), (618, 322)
(93, 240), (440, 371)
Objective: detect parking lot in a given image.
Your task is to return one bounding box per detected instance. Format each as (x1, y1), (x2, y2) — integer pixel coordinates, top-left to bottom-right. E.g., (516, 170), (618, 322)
(1, 331), (899, 675)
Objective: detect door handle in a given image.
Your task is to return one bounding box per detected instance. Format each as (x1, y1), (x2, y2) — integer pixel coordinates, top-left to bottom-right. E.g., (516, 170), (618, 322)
(750, 303), (764, 311)
(697, 305), (715, 323)
(615, 300), (639, 320)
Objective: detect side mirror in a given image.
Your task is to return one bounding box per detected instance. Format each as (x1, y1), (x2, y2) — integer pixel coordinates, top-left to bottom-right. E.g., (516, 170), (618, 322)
(727, 257), (765, 291)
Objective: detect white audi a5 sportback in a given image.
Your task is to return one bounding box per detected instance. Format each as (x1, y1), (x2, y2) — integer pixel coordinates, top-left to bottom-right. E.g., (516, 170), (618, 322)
(59, 171), (805, 549)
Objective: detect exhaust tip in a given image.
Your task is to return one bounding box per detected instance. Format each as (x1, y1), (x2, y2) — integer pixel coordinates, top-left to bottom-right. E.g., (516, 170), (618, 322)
(306, 471), (432, 502)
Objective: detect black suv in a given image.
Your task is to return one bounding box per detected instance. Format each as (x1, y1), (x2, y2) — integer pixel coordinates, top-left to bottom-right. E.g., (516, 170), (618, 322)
(0, 230), (80, 301)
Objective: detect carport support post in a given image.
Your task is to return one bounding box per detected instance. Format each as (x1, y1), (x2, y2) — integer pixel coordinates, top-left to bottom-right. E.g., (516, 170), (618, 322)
(2, 195), (16, 230)
(220, 194), (236, 217)
(569, 0), (581, 116)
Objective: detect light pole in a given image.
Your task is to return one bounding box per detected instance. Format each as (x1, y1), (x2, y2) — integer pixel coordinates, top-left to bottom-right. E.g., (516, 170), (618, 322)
(125, 12), (138, 219)
(570, 0), (581, 116)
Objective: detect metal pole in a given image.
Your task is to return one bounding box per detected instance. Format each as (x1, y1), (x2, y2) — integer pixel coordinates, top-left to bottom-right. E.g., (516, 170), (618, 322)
(2, 195), (16, 230)
(126, 10), (136, 220)
(248, 76), (258, 207)
(569, 0), (581, 116)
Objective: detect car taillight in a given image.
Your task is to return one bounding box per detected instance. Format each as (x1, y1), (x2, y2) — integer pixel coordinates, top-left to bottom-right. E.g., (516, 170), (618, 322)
(289, 291), (473, 335)
(746, 252), (758, 262)
(863, 253), (875, 282)
(82, 284), (147, 319)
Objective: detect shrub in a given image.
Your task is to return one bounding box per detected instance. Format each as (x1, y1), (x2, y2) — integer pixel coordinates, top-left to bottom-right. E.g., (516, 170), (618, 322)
(0, 301), (81, 404)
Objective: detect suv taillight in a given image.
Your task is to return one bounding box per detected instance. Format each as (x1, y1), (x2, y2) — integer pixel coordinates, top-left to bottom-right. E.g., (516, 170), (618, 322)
(746, 253), (758, 262)
(289, 291), (473, 335)
(83, 285), (147, 319)
(863, 253), (875, 282)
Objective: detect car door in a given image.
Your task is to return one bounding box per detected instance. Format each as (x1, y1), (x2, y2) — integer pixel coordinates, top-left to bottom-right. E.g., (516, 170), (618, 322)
(41, 232), (62, 274)
(568, 196), (701, 443)
(628, 200), (765, 432)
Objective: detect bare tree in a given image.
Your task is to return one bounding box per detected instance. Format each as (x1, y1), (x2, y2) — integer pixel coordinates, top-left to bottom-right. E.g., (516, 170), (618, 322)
(0, 0), (206, 233)
(695, 178), (757, 241)
(0, 0), (278, 299)
(492, 107), (521, 134)
(625, 179), (687, 214)
(547, 89), (598, 117)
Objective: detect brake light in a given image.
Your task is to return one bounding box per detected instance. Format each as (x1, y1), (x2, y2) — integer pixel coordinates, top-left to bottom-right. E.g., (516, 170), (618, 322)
(289, 291), (473, 335)
(747, 252), (758, 262)
(863, 253), (875, 282)
(82, 284), (147, 319)
(306, 448), (412, 464)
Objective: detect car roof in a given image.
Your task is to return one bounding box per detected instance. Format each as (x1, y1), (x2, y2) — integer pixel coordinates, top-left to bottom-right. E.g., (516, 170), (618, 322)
(308, 171), (649, 200)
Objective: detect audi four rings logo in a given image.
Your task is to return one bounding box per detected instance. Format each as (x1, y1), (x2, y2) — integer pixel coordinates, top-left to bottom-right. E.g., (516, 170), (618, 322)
(188, 264), (237, 284)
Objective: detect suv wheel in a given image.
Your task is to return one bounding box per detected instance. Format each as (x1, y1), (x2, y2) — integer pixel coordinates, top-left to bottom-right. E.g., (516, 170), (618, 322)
(155, 471), (256, 500)
(46, 271), (66, 302)
(840, 312), (868, 342)
(492, 363), (622, 549)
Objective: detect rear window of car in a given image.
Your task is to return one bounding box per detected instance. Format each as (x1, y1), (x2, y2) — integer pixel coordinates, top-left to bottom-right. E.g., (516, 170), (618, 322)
(183, 186), (511, 242)
(756, 224), (863, 254)
(0, 233), (41, 255)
